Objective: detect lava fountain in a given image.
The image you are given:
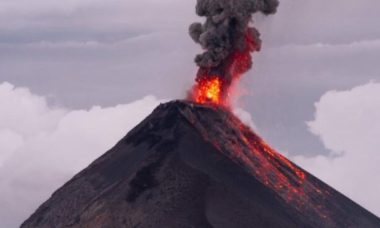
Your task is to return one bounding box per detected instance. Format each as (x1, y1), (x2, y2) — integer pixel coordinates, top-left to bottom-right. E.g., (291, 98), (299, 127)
(188, 0), (279, 106)
(193, 76), (223, 105)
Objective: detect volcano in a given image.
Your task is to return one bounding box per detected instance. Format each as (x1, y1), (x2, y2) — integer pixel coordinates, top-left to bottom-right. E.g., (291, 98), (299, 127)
(22, 101), (380, 228)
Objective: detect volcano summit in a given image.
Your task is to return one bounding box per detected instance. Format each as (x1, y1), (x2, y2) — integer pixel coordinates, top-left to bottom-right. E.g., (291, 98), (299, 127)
(22, 101), (380, 228)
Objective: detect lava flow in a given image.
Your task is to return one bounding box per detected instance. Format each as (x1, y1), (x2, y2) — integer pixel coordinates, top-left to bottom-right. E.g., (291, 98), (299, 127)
(184, 103), (331, 220)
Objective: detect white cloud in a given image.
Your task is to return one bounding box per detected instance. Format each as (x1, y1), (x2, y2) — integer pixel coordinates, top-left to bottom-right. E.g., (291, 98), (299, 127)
(294, 82), (380, 217)
(0, 82), (163, 227)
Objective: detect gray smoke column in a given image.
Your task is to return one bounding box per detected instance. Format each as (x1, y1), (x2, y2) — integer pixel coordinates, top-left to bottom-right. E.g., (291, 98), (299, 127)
(189, 0), (279, 100)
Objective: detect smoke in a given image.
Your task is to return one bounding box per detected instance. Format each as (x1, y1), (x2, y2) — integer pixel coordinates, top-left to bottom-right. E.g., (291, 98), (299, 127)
(189, 0), (279, 98)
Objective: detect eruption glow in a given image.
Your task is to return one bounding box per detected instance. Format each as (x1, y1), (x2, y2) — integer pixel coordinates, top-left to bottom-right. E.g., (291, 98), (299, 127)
(194, 77), (223, 105)
(188, 0), (279, 105)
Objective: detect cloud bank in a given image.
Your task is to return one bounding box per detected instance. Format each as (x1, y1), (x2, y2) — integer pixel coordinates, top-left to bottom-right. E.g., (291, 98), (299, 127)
(0, 82), (163, 227)
(294, 82), (380, 217)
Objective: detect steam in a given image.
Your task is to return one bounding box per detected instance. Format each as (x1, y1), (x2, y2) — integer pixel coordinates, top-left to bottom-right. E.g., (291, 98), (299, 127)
(189, 0), (279, 98)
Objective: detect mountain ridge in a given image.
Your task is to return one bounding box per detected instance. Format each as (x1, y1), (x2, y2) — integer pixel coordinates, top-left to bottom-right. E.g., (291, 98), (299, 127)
(22, 100), (380, 228)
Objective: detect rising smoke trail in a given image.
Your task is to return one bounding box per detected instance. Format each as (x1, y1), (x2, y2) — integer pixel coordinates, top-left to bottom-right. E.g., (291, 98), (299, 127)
(189, 0), (279, 105)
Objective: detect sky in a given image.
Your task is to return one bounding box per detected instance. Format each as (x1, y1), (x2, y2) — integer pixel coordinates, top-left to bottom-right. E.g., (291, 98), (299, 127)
(0, 0), (379, 226)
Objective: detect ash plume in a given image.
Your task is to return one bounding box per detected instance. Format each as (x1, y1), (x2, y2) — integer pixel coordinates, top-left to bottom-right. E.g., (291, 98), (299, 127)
(189, 0), (279, 98)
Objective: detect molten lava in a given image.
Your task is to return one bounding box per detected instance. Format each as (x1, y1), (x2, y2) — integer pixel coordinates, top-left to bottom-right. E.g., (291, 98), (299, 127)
(193, 77), (223, 105)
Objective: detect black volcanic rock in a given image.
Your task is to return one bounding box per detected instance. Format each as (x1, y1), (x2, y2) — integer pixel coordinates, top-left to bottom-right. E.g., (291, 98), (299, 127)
(22, 101), (380, 228)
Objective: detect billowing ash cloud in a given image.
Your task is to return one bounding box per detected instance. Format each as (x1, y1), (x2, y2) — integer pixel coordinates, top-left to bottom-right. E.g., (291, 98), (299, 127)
(189, 0), (279, 95)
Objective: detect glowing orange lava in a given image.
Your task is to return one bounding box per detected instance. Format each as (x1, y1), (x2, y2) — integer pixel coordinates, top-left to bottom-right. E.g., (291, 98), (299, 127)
(193, 77), (223, 105)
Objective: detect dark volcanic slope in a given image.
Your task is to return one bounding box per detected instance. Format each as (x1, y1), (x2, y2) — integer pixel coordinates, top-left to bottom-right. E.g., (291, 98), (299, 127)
(22, 101), (380, 228)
